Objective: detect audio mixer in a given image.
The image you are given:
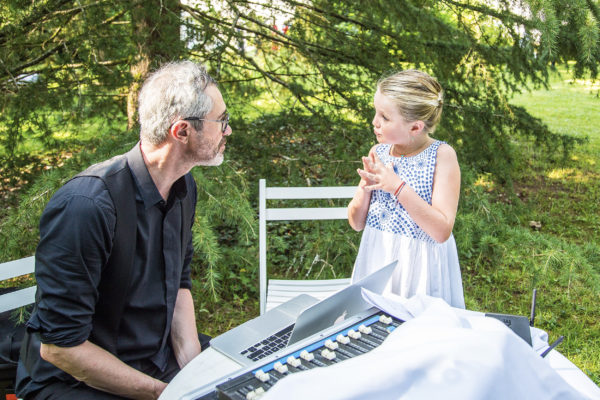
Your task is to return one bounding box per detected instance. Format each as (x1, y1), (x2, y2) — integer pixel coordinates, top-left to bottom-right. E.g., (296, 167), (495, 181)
(193, 311), (403, 400)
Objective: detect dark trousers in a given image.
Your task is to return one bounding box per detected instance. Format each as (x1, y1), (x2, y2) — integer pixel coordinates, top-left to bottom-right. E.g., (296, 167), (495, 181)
(32, 333), (211, 400)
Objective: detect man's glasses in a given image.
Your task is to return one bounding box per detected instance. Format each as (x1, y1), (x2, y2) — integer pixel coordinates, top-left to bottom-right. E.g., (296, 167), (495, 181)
(182, 113), (229, 133)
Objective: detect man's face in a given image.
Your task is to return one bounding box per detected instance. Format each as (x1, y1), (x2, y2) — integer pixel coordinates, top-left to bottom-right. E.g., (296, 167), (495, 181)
(188, 84), (232, 166)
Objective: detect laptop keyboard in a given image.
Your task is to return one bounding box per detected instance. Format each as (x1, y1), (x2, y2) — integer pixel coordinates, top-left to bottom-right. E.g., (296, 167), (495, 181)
(240, 324), (294, 361)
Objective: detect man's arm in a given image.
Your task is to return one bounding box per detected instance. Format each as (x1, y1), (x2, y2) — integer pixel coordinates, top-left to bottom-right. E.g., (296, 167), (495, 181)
(170, 288), (201, 368)
(40, 340), (166, 400)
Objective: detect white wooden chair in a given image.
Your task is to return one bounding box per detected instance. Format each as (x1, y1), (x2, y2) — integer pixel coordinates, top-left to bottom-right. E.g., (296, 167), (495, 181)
(259, 179), (357, 314)
(0, 256), (36, 314)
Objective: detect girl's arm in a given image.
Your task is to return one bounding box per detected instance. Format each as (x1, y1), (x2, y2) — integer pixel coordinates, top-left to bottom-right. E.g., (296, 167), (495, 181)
(358, 144), (460, 242)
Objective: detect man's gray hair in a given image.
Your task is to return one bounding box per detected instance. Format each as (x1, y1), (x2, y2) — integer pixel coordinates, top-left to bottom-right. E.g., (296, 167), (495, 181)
(138, 61), (216, 145)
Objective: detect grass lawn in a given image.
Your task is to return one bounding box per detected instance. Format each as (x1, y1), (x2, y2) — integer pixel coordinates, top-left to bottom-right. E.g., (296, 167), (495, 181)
(511, 66), (599, 245)
(505, 66), (600, 384)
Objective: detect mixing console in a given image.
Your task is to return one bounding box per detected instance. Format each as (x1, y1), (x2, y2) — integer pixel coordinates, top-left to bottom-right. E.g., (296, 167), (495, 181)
(194, 311), (402, 400)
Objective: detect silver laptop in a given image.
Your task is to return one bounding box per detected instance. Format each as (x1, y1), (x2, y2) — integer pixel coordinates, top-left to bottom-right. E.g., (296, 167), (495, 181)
(210, 261), (397, 366)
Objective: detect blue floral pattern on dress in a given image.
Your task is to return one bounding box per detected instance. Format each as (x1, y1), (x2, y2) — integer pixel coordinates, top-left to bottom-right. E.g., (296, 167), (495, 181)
(365, 141), (443, 244)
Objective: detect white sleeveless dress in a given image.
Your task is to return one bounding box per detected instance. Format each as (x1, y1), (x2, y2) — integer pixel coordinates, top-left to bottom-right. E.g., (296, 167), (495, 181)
(352, 141), (465, 308)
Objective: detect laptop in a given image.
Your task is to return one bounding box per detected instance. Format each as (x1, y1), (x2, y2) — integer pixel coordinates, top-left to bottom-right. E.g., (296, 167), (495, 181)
(210, 261), (397, 366)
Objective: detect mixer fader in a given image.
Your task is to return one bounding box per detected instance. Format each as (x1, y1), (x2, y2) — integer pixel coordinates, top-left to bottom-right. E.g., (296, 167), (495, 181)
(201, 312), (402, 400)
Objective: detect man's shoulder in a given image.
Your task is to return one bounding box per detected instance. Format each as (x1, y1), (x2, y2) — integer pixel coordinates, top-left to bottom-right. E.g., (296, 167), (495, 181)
(55, 150), (133, 205)
(49, 175), (114, 213)
(78, 152), (129, 179)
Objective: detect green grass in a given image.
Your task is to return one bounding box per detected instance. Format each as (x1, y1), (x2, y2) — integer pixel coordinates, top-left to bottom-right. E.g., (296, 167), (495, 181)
(510, 65), (600, 246)
(511, 66), (600, 146)
(465, 64), (600, 384)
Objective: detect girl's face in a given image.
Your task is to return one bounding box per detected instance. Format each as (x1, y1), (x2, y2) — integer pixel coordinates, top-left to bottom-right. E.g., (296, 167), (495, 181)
(372, 89), (418, 145)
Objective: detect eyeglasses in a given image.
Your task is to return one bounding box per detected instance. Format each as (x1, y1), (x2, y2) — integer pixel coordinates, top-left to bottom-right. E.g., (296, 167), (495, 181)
(182, 113), (229, 133)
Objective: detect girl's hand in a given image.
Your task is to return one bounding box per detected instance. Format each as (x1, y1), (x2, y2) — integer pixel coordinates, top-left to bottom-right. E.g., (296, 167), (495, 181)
(356, 149), (377, 192)
(357, 153), (402, 194)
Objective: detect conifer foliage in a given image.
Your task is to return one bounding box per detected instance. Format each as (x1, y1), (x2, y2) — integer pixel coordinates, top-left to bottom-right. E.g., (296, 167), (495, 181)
(1, 0), (599, 301)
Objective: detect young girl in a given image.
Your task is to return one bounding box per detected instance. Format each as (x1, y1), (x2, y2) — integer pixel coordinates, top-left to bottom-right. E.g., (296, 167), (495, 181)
(348, 69), (465, 308)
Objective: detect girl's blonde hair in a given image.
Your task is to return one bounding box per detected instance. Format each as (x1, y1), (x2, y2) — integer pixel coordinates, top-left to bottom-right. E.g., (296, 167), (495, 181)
(377, 69), (444, 133)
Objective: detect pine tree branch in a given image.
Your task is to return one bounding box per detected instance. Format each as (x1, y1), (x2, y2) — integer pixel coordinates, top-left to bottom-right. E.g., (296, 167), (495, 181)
(18, 58), (128, 75)
(585, 0), (600, 22)
(208, 57), (320, 82)
(1, 41), (66, 80)
(231, 0), (372, 41)
(220, 39), (317, 114)
(0, 0), (73, 44)
(180, 3), (354, 64)
(440, 0), (534, 28)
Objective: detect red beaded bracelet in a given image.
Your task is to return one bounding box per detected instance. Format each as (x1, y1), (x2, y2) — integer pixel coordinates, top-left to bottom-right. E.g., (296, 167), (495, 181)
(393, 181), (406, 198)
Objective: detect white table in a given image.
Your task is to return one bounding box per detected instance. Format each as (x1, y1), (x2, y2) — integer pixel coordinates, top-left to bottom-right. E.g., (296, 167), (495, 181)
(161, 332), (600, 400)
(543, 350), (600, 399)
(159, 347), (242, 400)
(160, 297), (600, 400)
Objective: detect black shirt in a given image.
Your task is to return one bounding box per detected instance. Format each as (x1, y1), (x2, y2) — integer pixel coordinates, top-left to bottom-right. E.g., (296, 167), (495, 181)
(26, 144), (195, 371)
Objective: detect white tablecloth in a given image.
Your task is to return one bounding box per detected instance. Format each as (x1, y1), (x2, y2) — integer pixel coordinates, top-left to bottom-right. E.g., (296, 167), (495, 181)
(262, 293), (600, 400)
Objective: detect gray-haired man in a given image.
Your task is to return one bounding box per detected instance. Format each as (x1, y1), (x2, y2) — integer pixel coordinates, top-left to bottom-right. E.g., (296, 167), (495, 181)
(16, 61), (231, 400)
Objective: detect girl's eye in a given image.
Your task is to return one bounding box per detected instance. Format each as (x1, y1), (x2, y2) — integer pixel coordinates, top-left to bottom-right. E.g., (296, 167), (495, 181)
(381, 115), (389, 121)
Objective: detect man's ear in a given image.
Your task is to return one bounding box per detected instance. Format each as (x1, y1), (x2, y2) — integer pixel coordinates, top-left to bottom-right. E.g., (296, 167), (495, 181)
(170, 120), (189, 143)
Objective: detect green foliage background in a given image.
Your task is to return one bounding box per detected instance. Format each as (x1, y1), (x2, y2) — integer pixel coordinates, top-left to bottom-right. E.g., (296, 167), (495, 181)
(1, 0), (599, 385)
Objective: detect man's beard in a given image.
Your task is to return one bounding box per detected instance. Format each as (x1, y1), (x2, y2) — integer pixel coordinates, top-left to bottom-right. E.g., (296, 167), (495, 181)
(195, 137), (226, 166)
(198, 152), (224, 166)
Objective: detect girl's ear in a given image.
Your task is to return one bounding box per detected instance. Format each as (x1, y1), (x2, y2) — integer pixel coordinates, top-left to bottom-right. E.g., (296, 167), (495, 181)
(410, 120), (425, 135)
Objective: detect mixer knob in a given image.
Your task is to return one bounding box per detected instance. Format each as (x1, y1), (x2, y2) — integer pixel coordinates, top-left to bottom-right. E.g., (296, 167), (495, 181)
(254, 369), (270, 382)
(358, 324), (372, 335)
(379, 315), (393, 324)
(324, 339), (339, 350)
(274, 361), (288, 374)
(336, 334), (350, 344)
(286, 356), (301, 368)
(321, 349), (336, 360)
(300, 350), (315, 361)
(348, 329), (361, 339)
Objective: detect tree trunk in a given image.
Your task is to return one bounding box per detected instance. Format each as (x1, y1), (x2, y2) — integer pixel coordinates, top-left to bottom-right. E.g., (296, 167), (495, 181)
(127, 0), (183, 130)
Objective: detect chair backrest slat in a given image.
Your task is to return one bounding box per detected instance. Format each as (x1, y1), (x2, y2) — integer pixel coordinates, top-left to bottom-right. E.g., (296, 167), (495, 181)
(265, 207), (349, 221)
(259, 179), (356, 314)
(0, 286), (36, 314)
(0, 256), (36, 313)
(0, 256), (35, 281)
(266, 186), (356, 200)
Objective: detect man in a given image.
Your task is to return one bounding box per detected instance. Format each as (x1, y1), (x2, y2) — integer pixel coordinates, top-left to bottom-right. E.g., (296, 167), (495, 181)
(15, 61), (232, 399)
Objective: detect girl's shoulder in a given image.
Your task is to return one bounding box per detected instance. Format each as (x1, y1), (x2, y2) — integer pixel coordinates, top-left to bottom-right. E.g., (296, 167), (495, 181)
(435, 141), (457, 156)
(434, 141), (459, 166)
(372, 143), (391, 157)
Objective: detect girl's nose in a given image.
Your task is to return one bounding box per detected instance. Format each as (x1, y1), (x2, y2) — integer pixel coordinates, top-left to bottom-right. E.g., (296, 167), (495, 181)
(372, 116), (379, 128)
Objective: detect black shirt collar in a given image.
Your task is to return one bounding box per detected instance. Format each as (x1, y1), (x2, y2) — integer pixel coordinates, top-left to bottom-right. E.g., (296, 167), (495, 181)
(126, 142), (189, 210)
